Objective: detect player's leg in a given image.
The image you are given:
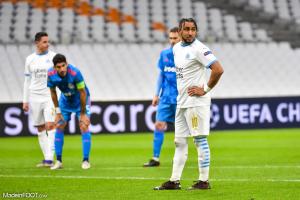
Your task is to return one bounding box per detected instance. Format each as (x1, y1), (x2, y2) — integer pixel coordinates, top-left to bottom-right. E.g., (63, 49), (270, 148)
(30, 102), (49, 167)
(143, 121), (166, 167)
(191, 136), (211, 189)
(187, 106), (211, 189)
(154, 108), (188, 190)
(44, 101), (56, 165)
(144, 103), (174, 167)
(154, 121), (166, 158)
(76, 99), (91, 169)
(35, 124), (48, 167)
(51, 105), (69, 170)
(154, 137), (187, 190)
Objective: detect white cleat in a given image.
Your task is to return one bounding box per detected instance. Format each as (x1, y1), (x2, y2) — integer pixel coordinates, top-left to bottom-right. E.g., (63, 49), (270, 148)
(36, 160), (53, 168)
(81, 161), (90, 170)
(50, 161), (63, 170)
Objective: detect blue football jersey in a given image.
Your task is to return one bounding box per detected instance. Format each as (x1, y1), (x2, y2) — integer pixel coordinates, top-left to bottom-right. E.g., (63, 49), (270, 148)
(47, 64), (90, 107)
(157, 47), (178, 104)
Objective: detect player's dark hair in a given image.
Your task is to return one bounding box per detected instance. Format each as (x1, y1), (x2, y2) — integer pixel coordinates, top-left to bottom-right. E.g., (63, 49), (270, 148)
(53, 54), (67, 66)
(170, 27), (179, 33)
(34, 32), (48, 42)
(179, 18), (198, 31)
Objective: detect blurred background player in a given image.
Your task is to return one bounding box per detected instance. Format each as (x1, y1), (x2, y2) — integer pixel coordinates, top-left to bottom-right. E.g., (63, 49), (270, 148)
(143, 27), (181, 167)
(154, 18), (224, 190)
(23, 32), (56, 168)
(47, 54), (91, 170)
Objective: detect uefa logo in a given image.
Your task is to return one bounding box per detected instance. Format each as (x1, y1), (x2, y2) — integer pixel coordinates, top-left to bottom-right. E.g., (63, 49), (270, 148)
(210, 103), (220, 128)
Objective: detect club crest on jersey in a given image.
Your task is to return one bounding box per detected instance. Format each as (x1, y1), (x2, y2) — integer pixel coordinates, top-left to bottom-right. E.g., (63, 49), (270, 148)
(204, 51), (212, 56)
(185, 53), (190, 59)
(46, 59), (51, 63)
(68, 83), (75, 89)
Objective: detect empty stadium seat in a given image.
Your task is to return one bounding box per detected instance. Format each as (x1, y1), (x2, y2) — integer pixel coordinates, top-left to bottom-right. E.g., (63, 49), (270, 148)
(0, 42), (300, 102)
(239, 22), (254, 41)
(0, 0), (276, 43)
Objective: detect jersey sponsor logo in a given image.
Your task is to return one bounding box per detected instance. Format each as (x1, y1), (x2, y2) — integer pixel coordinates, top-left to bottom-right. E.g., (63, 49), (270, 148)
(33, 68), (47, 78)
(164, 66), (176, 72)
(176, 67), (183, 79)
(68, 83), (75, 89)
(63, 92), (72, 97)
(204, 51), (212, 56)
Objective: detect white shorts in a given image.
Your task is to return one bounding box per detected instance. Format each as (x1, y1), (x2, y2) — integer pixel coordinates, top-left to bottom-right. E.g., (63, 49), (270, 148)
(175, 106), (210, 137)
(29, 101), (55, 126)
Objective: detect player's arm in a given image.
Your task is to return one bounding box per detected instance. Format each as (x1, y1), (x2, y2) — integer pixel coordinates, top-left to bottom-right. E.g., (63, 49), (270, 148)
(153, 52), (164, 106)
(153, 70), (163, 106)
(206, 61), (224, 91)
(188, 45), (224, 96)
(78, 88), (90, 129)
(23, 59), (31, 112)
(188, 61), (224, 96)
(50, 87), (59, 109)
(78, 88), (87, 115)
(76, 78), (90, 129)
(50, 87), (64, 125)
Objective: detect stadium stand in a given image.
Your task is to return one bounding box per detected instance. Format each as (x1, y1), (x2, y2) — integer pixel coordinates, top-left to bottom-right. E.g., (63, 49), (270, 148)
(0, 41), (299, 102)
(0, 0), (299, 102)
(0, 0), (276, 43)
(201, 0), (300, 47)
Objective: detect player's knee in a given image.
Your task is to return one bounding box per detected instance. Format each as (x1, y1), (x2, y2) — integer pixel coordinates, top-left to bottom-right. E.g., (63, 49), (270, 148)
(79, 124), (89, 133)
(155, 122), (167, 131)
(193, 136), (208, 147)
(173, 137), (188, 162)
(174, 137), (188, 147)
(56, 123), (66, 130)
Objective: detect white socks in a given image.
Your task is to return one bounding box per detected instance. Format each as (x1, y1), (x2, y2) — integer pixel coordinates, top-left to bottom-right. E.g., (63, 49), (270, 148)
(37, 130), (48, 160)
(170, 137), (188, 181)
(46, 129), (55, 161)
(169, 136), (211, 182)
(37, 129), (55, 161)
(194, 136), (210, 181)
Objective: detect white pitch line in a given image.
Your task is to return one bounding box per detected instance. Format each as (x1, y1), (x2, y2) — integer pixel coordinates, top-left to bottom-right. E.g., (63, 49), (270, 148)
(96, 165), (300, 170)
(2, 165), (300, 171)
(0, 174), (300, 182)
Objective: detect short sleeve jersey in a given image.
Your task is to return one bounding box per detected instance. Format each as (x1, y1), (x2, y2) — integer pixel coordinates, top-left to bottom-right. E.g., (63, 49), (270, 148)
(173, 39), (217, 108)
(47, 64), (90, 107)
(24, 50), (56, 101)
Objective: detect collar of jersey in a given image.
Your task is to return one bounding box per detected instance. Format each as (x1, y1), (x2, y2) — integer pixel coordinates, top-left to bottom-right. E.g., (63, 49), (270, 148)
(36, 50), (48, 55)
(181, 39), (195, 47)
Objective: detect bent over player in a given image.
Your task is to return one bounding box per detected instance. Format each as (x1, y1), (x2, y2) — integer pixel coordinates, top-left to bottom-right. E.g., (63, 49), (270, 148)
(47, 54), (92, 170)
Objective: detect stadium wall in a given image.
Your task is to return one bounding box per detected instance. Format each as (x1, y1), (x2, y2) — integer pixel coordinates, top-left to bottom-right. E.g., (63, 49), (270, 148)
(1, 96), (300, 137)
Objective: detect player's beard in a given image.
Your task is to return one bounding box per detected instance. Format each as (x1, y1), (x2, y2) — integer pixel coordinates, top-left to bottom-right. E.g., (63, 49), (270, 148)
(183, 35), (194, 43)
(58, 71), (67, 77)
(180, 32), (195, 44)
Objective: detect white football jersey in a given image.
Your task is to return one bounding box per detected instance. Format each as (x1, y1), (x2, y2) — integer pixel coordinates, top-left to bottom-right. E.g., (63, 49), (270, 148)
(23, 50), (56, 102)
(173, 39), (217, 108)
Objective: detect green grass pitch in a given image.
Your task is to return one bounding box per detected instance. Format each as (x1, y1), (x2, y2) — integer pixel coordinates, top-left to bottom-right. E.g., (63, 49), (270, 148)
(0, 129), (299, 200)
